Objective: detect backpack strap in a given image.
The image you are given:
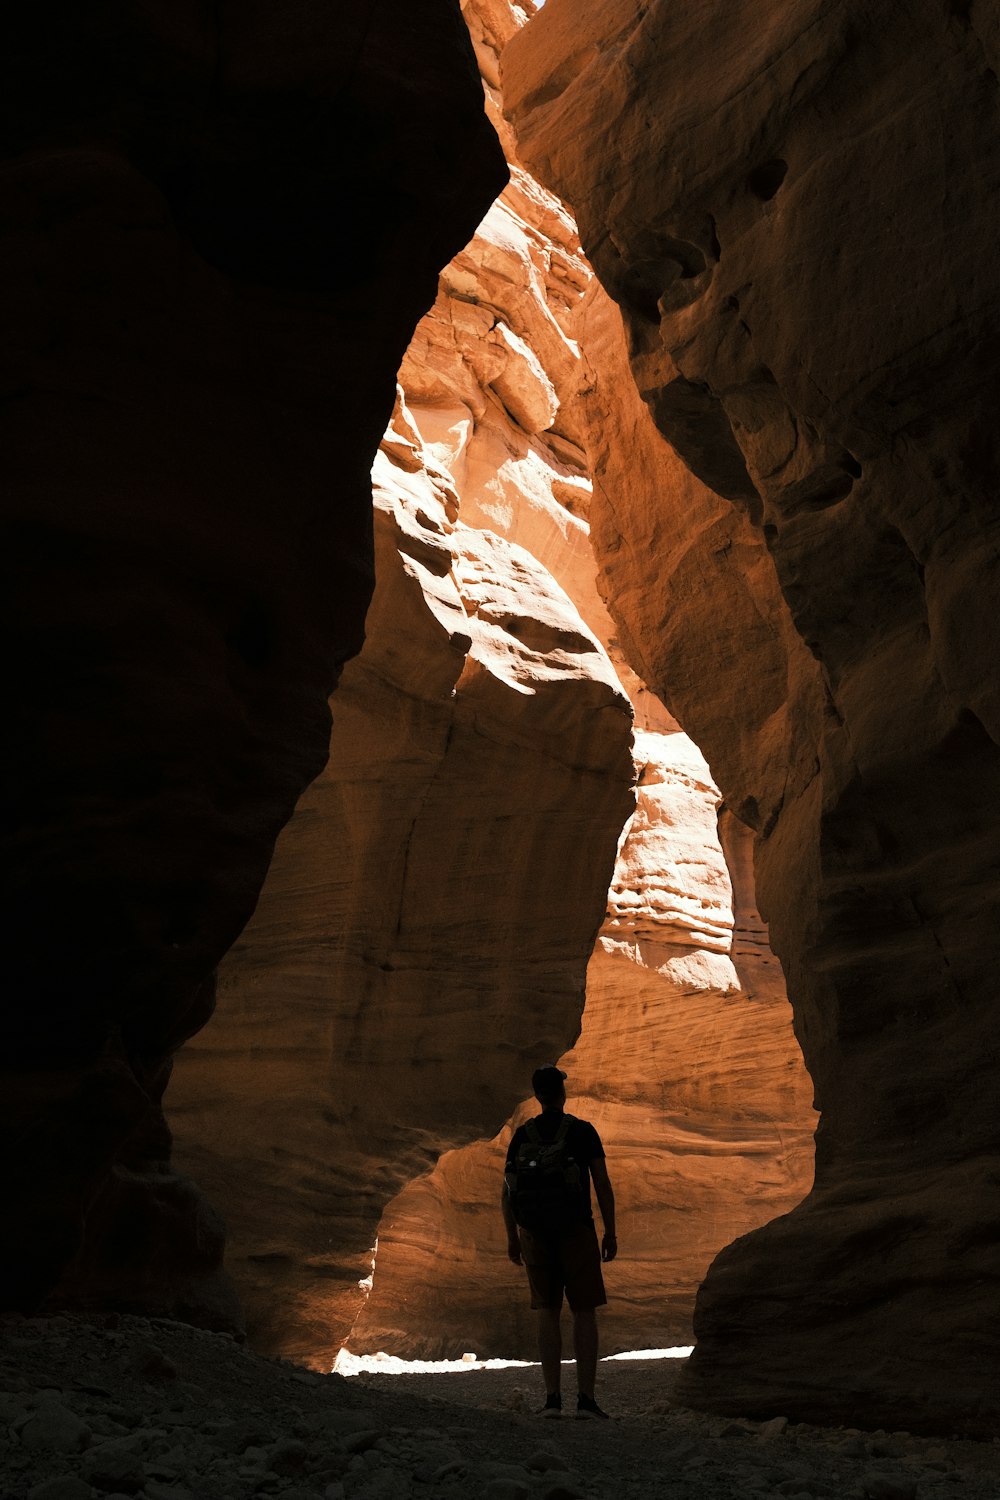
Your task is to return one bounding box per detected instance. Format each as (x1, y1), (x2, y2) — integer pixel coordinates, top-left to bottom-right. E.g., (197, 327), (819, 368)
(523, 1115), (576, 1148)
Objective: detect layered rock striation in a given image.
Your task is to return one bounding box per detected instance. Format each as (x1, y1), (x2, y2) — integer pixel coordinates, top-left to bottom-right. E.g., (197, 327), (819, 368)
(168, 412), (635, 1365)
(2, 1), (506, 1325)
(349, 730), (814, 1360)
(171, 0), (815, 1369)
(166, 21), (638, 1355)
(505, 0), (1000, 1435)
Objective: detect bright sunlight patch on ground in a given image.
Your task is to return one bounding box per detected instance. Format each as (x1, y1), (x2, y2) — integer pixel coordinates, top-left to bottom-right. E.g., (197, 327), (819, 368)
(332, 1347), (693, 1376)
(604, 1347), (695, 1361)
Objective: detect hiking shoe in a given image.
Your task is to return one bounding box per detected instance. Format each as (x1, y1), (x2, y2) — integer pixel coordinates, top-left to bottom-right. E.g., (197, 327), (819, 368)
(539, 1393), (562, 1417)
(576, 1393), (610, 1420)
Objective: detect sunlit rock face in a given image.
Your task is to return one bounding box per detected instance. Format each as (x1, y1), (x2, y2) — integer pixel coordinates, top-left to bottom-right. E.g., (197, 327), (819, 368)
(0, 1), (505, 1326)
(171, 0), (814, 1368)
(163, 0), (623, 1367)
(168, 420), (634, 1366)
(348, 730), (814, 1360)
(505, 0), (1000, 1435)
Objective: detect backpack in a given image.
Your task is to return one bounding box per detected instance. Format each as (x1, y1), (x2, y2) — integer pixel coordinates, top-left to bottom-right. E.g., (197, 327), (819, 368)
(505, 1115), (587, 1234)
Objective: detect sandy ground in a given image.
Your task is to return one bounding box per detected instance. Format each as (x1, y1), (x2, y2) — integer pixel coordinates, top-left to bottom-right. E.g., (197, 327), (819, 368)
(1, 1314), (997, 1500)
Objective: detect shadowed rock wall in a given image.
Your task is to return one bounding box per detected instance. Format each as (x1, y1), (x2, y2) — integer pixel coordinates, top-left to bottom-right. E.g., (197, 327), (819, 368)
(1, 0), (505, 1326)
(504, 0), (1000, 1436)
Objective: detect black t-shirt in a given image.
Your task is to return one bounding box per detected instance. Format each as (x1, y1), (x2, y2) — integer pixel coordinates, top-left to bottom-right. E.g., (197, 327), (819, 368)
(505, 1112), (605, 1222)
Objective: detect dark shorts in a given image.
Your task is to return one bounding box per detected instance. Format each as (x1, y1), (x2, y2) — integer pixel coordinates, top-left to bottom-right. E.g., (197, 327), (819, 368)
(519, 1221), (607, 1311)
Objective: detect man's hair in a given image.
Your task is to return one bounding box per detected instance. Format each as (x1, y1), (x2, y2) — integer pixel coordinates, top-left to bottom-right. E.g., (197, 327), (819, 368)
(532, 1064), (566, 1101)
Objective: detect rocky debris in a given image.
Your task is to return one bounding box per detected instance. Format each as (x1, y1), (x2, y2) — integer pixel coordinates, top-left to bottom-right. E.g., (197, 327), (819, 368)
(504, 0), (1000, 1437)
(20, 1402), (91, 1456)
(3, 1317), (998, 1500)
(27, 1480), (95, 1500)
(123, 1346), (177, 1387)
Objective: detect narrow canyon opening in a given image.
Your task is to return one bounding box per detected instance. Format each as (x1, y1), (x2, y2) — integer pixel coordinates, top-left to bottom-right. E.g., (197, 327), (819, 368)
(166, 0), (817, 1377)
(340, 793), (816, 1367)
(6, 0), (1000, 1453)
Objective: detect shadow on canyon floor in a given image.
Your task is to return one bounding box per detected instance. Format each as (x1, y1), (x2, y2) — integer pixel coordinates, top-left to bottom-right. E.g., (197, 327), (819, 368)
(2, 1315), (997, 1500)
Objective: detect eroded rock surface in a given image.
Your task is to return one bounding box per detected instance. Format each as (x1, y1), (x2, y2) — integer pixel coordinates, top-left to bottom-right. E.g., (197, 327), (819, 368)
(350, 731), (814, 1361)
(1, 1), (505, 1325)
(167, 0), (635, 1366)
(169, 0), (817, 1371)
(504, 0), (1000, 1435)
(168, 422), (634, 1366)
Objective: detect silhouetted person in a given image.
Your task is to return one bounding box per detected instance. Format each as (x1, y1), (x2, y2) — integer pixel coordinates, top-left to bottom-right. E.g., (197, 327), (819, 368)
(502, 1064), (617, 1418)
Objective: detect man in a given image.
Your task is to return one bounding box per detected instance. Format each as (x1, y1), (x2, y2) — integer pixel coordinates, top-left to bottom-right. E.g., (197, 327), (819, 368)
(502, 1064), (617, 1419)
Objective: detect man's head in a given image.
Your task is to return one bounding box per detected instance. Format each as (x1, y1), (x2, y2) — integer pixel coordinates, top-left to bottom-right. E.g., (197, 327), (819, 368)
(532, 1064), (567, 1109)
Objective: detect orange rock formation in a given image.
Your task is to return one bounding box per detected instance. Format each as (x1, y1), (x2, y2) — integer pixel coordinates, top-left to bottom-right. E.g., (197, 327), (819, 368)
(168, 419), (635, 1364)
(170, 0), (814, 1370)
(11, 0), (998, 1444)
(349, 731), (814, 1360)
(504, 0), (1000, 1436)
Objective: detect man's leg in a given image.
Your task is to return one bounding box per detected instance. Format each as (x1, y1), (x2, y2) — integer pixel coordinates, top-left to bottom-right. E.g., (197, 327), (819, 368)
(536, 1305), (562, 1395)
(573, 1306), (598, 1399)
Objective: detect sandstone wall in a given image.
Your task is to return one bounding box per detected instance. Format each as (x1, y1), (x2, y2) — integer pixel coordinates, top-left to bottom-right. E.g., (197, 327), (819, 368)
(168, 414), (635, 1367)
(170, 0), (815, 1370)
(1, 0), (505, 1325)
(348, 730), (814, 1360)
(168, 2), (639, 1363)
(504, 0), (1000, 1435)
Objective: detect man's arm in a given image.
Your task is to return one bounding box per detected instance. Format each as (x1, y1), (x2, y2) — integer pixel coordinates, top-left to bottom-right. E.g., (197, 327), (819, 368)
(591, 1156), (617, 1262)
(501, 1181), (522, 1264)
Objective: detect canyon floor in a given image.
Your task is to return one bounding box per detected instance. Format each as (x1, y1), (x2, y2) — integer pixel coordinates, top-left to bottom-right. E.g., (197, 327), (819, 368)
(2, 1315), (997, 1500)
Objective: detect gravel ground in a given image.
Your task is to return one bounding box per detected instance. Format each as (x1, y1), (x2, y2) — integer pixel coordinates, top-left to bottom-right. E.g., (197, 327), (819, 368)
(1, 1315), (997, 1500)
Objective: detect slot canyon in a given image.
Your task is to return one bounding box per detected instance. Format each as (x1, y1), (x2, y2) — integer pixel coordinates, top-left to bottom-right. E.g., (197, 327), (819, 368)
(2, 0), (999, 1487)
